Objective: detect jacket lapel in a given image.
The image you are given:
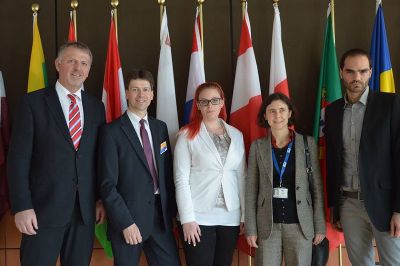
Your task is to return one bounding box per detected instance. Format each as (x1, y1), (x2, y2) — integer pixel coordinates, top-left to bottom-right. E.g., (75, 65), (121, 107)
(294, 132), (304, 186)
(120, 113), (151, 174)
(198, 122), (223, 166)
(78, 91), (93, 151)
(259, 135), (273, 185)
(149, 117), (161, 172)
(45, 88), (75, 149)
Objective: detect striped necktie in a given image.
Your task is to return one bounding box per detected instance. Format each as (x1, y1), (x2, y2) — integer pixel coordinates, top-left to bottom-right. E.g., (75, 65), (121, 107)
(68, 94), (82, 150)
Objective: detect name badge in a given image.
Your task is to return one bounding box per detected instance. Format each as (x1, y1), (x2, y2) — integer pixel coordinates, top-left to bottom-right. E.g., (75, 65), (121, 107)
(273, 187), (288, 199)
(160, 141), (167, 154)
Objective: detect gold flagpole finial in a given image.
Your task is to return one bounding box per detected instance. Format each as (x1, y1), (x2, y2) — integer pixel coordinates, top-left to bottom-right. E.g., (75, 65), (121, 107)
(197, 0), (205, 4)
(272, 0), (279, 3)
(197, 0), (205, 51)
(71, 0), (78, 9)
(111, 0), (119, 8)
(32, 3), (39, 13)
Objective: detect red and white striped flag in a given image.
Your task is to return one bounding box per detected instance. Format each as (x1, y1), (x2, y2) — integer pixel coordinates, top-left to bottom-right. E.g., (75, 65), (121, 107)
(182, 7), (205, 125)
(157, 7), (179, 149)
(269, 3), (289, 97)
(230, 5), (264, 154)
(102, 13), (127, 122)
(68, 11), (76, 42)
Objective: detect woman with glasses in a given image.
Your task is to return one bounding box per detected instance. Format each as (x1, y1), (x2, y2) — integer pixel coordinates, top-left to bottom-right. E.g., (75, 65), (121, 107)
(174, 82), (246, 266)
(245, 93), (326, 266)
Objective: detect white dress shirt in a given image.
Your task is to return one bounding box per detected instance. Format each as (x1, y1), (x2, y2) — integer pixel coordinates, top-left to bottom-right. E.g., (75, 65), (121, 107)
(55, 81), (84, 128)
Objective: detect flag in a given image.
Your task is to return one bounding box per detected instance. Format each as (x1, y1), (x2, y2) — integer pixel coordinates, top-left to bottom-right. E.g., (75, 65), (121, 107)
(0, 71), (10, 219)
(102, 13), (127, 123)
(157, 7), (179, 150)
(230, 5), (264, 154)
(230, 5), (264, 257)
(269, 3), (289, 97)
(28, 12), (48, 93)
(68, 11), (77, 42)
(182, 7), (205, 125)
(312, 3), (344, 251)
(96, 12), (128, 258)
(369, 0), (395, 93)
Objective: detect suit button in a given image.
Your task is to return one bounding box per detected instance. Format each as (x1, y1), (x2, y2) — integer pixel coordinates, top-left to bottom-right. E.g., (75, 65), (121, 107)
(296, 186), (300, 190)
(297, 200), (301, 205)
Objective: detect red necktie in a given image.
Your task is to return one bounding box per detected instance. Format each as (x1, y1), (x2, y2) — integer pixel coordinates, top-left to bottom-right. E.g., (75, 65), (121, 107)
(68, 94), (82, 150)
(139, 119), (159, 192)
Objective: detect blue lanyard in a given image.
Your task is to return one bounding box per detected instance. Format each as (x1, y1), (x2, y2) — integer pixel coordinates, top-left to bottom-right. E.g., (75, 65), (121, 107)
(272, 141), (293, 187)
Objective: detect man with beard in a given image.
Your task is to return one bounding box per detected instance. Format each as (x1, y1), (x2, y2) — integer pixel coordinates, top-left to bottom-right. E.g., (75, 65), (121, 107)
(325, 48), (400, 265)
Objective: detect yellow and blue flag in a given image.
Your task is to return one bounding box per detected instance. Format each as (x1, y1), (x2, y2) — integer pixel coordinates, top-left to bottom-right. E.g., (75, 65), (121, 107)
(27, 13), (48, 93)
(369, 0), (395, 93)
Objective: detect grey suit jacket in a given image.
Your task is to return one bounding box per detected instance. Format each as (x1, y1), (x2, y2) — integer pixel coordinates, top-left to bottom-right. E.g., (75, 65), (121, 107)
(245, 132), (325, 240)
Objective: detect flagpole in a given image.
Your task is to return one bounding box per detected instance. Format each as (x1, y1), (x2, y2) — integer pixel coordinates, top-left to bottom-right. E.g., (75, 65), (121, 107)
(111, 0), (119, 43)
(330, 0), (335, 42)
(197, 0), (205, 52)
(272, 0), (279, 8)
(158, 0), (165, 27)
(241, 0), (246, 19)
(71, 0), (78, 40)
(32, 3), (39, 15)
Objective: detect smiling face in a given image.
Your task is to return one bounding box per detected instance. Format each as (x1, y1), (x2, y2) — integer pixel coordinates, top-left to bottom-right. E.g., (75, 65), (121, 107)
(197, 87), (224, 122)
(55, 47), (91, 93)
(125, 78), (154, 117)
(264, 99), (292, 131)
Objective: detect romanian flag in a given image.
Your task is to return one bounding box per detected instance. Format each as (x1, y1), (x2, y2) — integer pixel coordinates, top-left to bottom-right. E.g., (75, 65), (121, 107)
(369, 0), (395, 93)
(313, 2), (344, 251)
(27, 12), (48, 93)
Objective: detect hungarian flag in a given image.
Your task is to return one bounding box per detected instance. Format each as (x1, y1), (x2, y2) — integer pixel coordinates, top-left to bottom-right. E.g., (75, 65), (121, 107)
(230, 4), (264, 257)
(96, 12), (128, 258)
(268, 3), (289, 97)
(369, 0), (395, 93)
(182, 7), (205, 125)
(102, 13), (127, 123)
(28, 12), (48, 93)
(157, 7), (179, 150)
(0, 71), (10, 219)
(68, 11), (77, 42)
(312, 3), (344, 251)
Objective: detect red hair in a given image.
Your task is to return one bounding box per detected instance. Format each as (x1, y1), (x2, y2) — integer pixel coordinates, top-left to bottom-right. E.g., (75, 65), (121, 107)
(180, 82), (227, 139)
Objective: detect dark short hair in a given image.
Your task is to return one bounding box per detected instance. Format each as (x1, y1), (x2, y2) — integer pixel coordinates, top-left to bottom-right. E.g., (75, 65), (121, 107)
(124, 69), (154, 90)
(257, 93), (295, 128)
(339, 48), (372, 70)
(57, 41), (93, 63)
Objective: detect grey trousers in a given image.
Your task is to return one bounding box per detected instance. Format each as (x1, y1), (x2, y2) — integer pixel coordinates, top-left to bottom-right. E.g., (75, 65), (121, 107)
(255, 223), (312, 266)
(340, 197), (400, 266)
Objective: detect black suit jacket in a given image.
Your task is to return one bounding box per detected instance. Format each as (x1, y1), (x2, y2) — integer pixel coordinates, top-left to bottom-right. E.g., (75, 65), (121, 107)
(7, 87), (105, 227)
(98, 113), (176, 239)
(325, 91), (400, 231)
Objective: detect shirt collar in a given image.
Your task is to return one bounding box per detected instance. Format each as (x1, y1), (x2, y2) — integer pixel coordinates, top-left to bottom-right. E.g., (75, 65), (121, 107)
(344, 86), (369, 107)
(127, 109), (148, 125)
(271, 129), (294, 149)
(56, 80), (83, 100)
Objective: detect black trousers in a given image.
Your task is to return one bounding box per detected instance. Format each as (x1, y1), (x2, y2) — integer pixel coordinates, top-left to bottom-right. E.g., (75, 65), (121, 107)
(179, 224), (240, 266)
(111, 195), (180, 266)
(20, 199), (94, 266)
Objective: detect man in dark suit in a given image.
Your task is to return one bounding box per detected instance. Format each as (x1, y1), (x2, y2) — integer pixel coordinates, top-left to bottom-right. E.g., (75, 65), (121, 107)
(98, 69), (179, 266)
(325, 48), (400, 265)
(7, 42), (106, 266)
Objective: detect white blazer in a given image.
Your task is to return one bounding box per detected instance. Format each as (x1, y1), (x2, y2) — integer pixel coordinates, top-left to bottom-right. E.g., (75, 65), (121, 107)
(174, 120), (246, 224)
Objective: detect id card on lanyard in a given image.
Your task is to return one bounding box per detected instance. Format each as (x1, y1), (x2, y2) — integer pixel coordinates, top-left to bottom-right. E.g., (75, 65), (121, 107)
(272, 141), (293, 199)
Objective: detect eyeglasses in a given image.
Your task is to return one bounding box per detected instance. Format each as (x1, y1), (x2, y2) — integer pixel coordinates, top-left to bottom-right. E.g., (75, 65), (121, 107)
(197, 98), (222, 107)
(127, 87), (152, 94)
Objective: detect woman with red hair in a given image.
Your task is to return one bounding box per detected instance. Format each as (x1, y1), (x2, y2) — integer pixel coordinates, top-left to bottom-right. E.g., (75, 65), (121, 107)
(174, 82), (246, 266)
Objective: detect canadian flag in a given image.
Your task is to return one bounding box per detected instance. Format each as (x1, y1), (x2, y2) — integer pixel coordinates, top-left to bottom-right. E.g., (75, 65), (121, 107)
(230, 5), (264, 154)
(182, 7), (205, 125)
(269, 3), (289, 97)
(102, 13), (127, 122)
(156, 7), (179, 150)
